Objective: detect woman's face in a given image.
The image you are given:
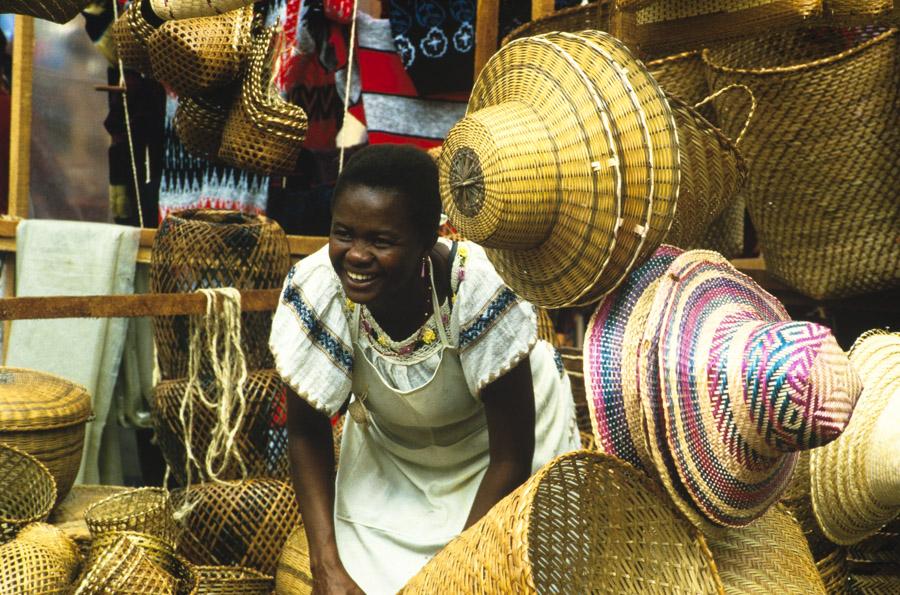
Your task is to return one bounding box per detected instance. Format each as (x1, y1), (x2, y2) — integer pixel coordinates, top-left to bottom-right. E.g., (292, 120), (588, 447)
(329, 185), (427, 308)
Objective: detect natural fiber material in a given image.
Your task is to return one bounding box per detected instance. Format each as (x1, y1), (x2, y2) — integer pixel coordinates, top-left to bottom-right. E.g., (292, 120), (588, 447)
(173, 479), (299, 576)
(0, 368), (93, 505)
(49, 484), (130, 561)
(150, 0), (256, 20)
(195, 565), (274, 594)
(83, 487), (179, 546)
(148, 6), (253, 97)
(402, 451), (724, 593)
(153, 369), (289, 486)
(16, 523), (82, 581)
(849, 571), (900, 594)
(0, 443), (56, 543)
(536, 308), (557, 347)
(150, 209), (290, 380)
(111, 0), (159, 76)
(826, 0), (895, 19)
(817, 547), (850, 594)
(642, 250), (860, 528)
(811, 329), (900, 545)
(219, 27), (308, 176)
(848, 519), (900, 564)
(174, 88), (236, 163)
(0, 537), (75, 594)
(275, 526), (313, 595)
(0, 0), (93, 23)
(76, 533), (180, 594)
(704, 27), (900, 299)
(706, 504), (826, 594)
(501, 1), (610, 46)
(557, 345), (593, 443)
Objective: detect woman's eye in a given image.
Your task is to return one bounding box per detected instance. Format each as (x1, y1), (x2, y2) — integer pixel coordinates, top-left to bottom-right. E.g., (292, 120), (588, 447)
(373, 238), (394, 248)
(332, 230), (352, 240)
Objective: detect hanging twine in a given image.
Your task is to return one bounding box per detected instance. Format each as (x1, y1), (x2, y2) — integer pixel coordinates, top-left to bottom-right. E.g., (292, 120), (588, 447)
(338, 0), (360, 173)
(164, 288), (249, 519)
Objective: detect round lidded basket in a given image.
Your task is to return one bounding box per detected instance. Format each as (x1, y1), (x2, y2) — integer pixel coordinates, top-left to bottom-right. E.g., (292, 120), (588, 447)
(0, 443), (57, 543)
(150, 209), (290, 381)
(83, 487), (179, 546)
(195, 565), (274, 594)
(0, 368), (93, 505)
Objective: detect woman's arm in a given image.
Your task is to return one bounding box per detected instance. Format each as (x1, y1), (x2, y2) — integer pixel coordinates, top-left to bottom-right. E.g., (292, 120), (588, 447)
(463, 356), (536, 529)
(286, 388), (363, 594)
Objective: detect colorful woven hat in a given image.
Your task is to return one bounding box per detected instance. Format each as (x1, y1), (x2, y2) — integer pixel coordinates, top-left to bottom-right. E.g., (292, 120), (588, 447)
(642, 250), (861, 529)
(810, 329), (900, 545)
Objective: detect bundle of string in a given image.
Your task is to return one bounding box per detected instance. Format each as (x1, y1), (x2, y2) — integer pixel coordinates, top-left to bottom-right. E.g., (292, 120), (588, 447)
(163, 288), (249, 519)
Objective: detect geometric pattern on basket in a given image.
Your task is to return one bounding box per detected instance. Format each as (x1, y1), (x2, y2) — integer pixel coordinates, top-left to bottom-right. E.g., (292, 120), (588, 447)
(151, 370), (289, 486)
(111, 1), (158, 76)
(401, 451), (724, 593)
(173, 479), (300, 576)
(0, 443), (57, 544)
(174, 88), (236, 163)
(195, 565), (275, 594)
(75, 533), (177, 595)
(275, 526), (314, 594)
(0, 539), (76, 594)
(150, 209), (291, 381)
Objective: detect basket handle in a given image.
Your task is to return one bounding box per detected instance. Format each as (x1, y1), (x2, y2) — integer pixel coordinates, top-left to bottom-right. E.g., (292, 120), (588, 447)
(693, 84), (757, 146)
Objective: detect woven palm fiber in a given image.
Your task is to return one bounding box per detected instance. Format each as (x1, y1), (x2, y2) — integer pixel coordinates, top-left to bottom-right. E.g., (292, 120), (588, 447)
(49, 484), (130, 561)
(817, 547), (851, 594)
(0, 368), (93, 506)
(557, 345), (593, 444)
(172, 478), (299, 576)
(704, 27), (900, 299)
(152, 369), (289, 485)
(16, 523), (83, 582)
(849, 571), (900, 594)
(825, 0), (894, 19)
(848, 519), (900, 564)
(501, 1), (610, 46)
(111, 0), (159, 76)
(706, 504), (826, 594)
(401, 451), (725, 594)
(174, 88), (236, 163)
(83, 487), (180, 546)
(0, 0), (92, 23)
(84, 530), (188, 581)
(150, 0), (256, 20)
(0, 443), (56, 544)
(150, 209), (290, 380)
(274, 526), (313, 595)
(624, 0), (823, 54)
(147, 6), (253, 97)
(0, 538), (75, 595)
(536, 308), (557, 346)
(195, 565), (274, 594)
(75, 533), (180, 595)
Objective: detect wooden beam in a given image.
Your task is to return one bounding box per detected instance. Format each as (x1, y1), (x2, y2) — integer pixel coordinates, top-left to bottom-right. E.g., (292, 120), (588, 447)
(474, 0), (500, 82)
(532, 0), (555, 20)
(8, 15), (34, 219)
(0, 289), (281, 320)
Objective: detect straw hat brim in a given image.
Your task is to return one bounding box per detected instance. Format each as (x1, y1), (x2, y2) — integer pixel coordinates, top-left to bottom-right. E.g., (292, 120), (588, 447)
(642, 250), (796, 529)
(811, 329), (900, 545)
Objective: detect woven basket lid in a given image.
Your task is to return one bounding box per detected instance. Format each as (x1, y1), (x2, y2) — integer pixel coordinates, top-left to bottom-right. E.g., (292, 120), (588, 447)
(0, 368), (92, 431)
(811, 329), (900, 546)
(642, 250), (861, 529)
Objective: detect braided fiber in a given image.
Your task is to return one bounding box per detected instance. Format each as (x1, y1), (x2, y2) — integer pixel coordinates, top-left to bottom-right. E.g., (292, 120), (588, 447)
(817, 547), (851, 594)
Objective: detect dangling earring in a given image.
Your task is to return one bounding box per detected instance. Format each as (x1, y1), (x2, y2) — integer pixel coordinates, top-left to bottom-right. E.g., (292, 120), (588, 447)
(420, 256), (427, 278)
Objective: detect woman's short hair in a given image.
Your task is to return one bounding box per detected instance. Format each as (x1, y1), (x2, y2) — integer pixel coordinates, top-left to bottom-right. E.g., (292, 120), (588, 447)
(333, 144), (442, 245)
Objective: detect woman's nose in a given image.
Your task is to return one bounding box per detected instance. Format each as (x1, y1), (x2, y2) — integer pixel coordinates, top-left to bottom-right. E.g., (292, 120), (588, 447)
(346, 240), (372, 265)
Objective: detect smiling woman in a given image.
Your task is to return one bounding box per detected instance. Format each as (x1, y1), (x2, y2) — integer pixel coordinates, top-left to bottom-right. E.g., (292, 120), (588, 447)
(269, 144), (580, 594)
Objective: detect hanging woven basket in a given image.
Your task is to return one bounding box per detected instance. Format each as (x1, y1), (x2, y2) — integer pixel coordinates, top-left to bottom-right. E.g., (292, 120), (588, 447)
(111, 0), (160, 76)
(150, 209), (290, 381)
(704, 27), (900, 299)
(0, 0), (93, 24)
(149, 0), (257, 20)
(174, 88), (236, 163)
(0, 443), (56, 544)
(501, 1), (610, 46)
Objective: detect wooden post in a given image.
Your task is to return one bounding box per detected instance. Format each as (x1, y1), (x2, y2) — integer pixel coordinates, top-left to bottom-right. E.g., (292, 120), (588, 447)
(532, 0), (555, 20)
(474, 0), (500, 83)
(8, 15), (34, 220)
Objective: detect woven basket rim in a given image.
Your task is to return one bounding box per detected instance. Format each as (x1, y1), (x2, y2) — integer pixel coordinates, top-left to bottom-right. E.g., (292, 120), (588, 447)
(0, 367), (94, 429)
(665, 94), (749, 179)
(703, 27), (897, 76)
(0, 442), (57, 525)
(83, 487), (172, 531)
(164, 208), (274, 228)
(646, 48), (703, 67)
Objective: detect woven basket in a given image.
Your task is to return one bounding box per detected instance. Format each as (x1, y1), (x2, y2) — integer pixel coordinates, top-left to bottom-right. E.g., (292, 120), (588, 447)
(704, 27), (900, 299)
(706, 504), (826, 594)
(76, 532), (194, 595)
(825, 0), (895, 21)
(0, 537), (76, 594)
(402, 451), (724, 593)
(195, 565), (274, 594)
(172, 479), (300, 576)
(620, 0), (823, 54)
(849, 571), (900, 594)
(818, 547), (851, 594)
(83, 487), (179, 546)
(0, 368), (93, 506)
(218, 27), (308, 176)
(501, 1), (610, 46)
(0, 443), (56, 544)
(0, 0), (93, 24)
(111, 0), (160, 76)
(150, 209), (290, 381)
(148, 6), (253, 97)
(152, 369), (289, 485)
(274, 526), (313, 594)
(16, 523), (82, 580)
(49, 484), (131, 561)
(174, 88), (236, 163)
(150, 0), (257, 20)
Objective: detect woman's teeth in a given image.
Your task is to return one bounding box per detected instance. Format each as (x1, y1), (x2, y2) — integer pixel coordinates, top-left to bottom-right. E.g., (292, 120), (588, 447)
(347, 271), (375, 282)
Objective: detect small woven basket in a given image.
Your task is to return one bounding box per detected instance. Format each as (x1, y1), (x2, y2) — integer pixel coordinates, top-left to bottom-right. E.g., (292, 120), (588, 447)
(172, 479), (300, 576)
(16, 523), (83, 581)
(402, 451), (724, 593)
(150, 0), (257, 20)
(704, 26), (900, 299)
(152, 369), (289, 485)
(0, 0), (92, 24)
(148, 6), (253, 97)
(174, 88), (236, 163)
(195, 565), (274, 594)
(275, 526), (313, 594)
(0, 368), (93, 506)
(83, 487), (179, 546)
(0, 537), (77, 594)
(111, 0), (159, 76)
(76, 532), (194, 595)
(0, 443), (56, 544)
(150, 209), (291, 381)
(501, 1), (610, 46)
(49, 484), (131, 561)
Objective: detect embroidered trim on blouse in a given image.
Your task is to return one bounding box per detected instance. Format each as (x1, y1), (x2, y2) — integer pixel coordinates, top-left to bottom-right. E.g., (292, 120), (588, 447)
(281, 268), (354, 376)
(459, 286), (519, 351)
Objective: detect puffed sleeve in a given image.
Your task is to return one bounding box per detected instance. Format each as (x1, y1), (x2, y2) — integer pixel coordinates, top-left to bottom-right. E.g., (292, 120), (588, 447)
(269, 246), (353, 417)
(452, 242), (538, 398)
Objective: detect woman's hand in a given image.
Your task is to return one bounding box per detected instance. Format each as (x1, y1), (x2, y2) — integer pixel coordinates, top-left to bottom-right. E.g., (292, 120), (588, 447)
(312, 556), (366, 595)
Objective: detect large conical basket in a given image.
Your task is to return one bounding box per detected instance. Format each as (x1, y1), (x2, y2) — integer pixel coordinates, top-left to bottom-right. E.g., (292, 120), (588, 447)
(0, 0), (92, 24)
(401, 451), (724, 594)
